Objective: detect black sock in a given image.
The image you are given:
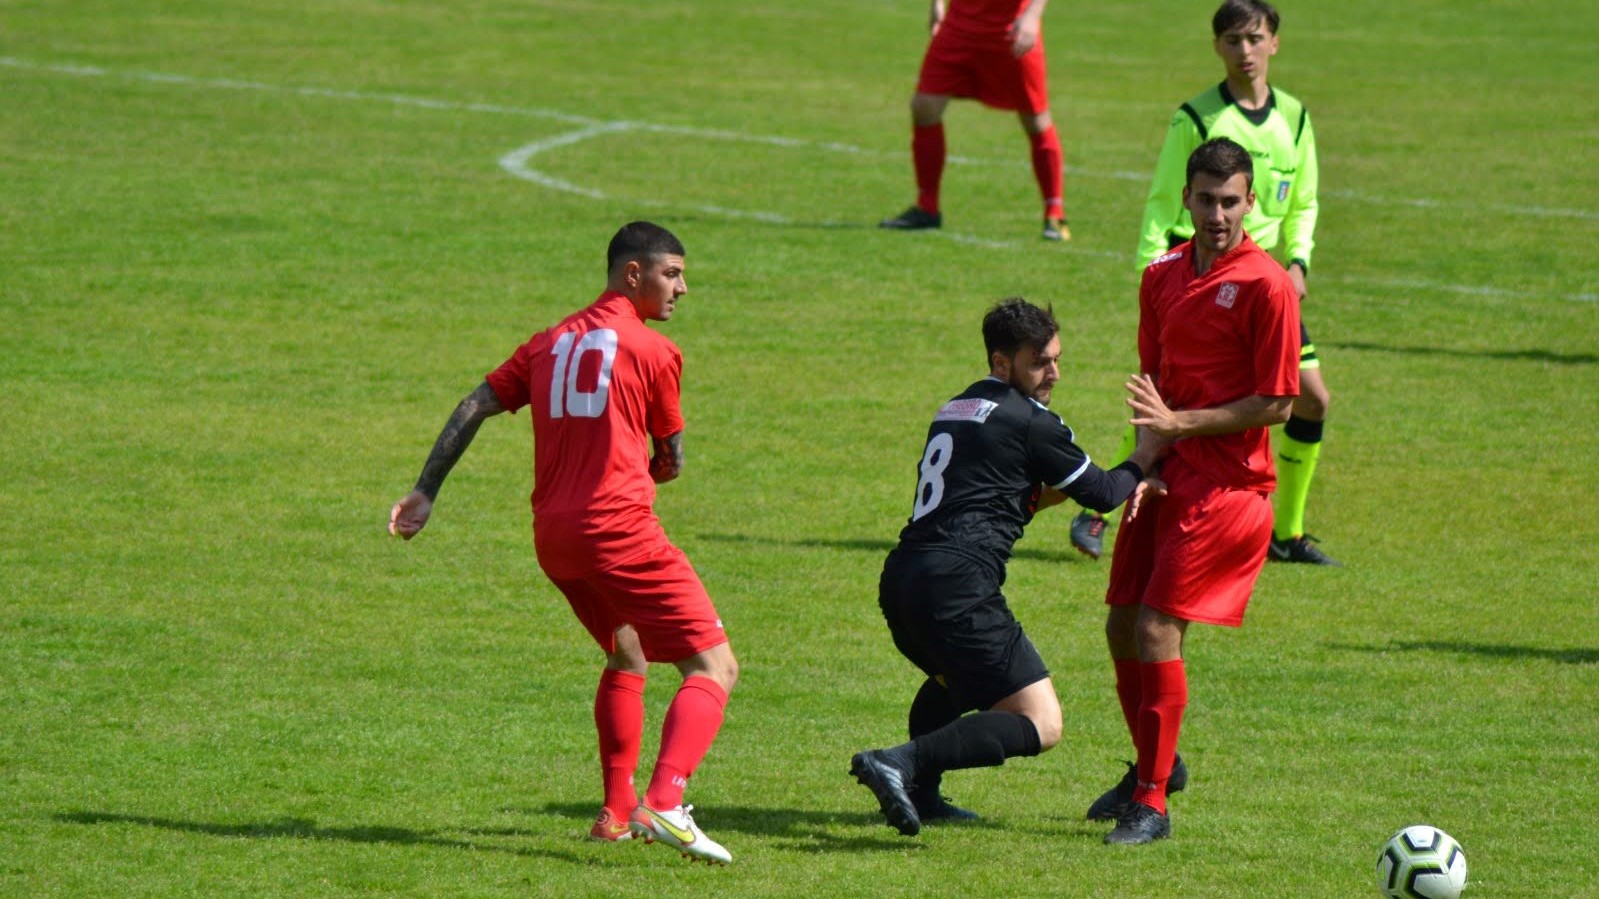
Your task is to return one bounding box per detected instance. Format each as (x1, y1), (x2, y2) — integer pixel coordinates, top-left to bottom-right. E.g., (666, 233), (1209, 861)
(908, 678), (964, 738)
(910, 711), (1042, 779)
(907, 678), (966, 802)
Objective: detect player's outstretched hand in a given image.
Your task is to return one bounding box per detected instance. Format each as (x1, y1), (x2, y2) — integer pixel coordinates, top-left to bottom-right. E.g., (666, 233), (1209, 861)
(1126, 374), (1182, 440)
(1126, 476), (1169, 523)
(389, 490), (433, 540)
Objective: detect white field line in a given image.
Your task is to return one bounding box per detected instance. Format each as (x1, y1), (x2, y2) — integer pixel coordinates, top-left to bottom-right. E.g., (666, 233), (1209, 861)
(4, 56), (1593, 299)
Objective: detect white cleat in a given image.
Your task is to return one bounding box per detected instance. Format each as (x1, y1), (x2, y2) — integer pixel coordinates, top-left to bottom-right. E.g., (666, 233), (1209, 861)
(628, 803), (732, 865)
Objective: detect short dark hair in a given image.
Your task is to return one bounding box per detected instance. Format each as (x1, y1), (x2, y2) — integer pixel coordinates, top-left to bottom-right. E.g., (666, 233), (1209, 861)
(1186, 137), (1256, 189)
(1213, 0), (1279, 36)
(982, 298), (1058, 364)
(606, 221), (685, 275)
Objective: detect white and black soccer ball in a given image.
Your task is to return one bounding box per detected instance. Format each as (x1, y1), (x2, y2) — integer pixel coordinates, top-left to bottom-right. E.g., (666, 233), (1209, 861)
(1375, 825), (1468, 899)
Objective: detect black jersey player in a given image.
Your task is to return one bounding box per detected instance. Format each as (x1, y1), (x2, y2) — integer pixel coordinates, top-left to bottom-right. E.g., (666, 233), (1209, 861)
(851, 298), (1168, 836)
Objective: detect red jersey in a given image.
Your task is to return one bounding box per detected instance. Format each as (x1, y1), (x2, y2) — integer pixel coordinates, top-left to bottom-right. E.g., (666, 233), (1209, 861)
(941, 0), (1033, 39)
(1138, 235), (1300, 490)
(486, 291), (685, 579)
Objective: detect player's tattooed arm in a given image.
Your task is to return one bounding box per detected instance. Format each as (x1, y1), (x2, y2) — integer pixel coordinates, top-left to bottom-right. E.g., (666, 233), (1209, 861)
(413, 381), (506, 499)
(649, 431), (684, 484)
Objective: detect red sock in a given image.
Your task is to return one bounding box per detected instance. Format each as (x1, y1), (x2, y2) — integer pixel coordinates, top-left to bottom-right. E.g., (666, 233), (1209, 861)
(644, 676), (728, 810)
(1113, 657), (1142, 745)
(595, 669), (646, 816)
(912, 123), (945, 214)
(1131, 659), (1187, 815)
(1028, 125), (1064, 219)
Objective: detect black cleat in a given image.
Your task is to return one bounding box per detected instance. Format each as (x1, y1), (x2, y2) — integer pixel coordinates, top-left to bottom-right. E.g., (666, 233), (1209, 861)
(1042, 217), (1071, 242)
(1070, 511), (1107, 560)
(1104, 801), (1171, 845)
(1086, 754), (1187, 822)
(850, 748), (921, 836)
(879, 206), (942, 230)
(913, 793), (980, 825)
(1268, 533), (1341, 566)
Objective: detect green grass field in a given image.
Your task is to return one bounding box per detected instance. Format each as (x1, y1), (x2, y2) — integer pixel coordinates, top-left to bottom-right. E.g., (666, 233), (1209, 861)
(4, 1), (1597, 895)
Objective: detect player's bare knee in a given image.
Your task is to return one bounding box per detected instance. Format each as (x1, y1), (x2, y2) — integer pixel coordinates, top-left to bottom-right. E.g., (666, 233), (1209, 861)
(1029, 708), (1063, 751)
(607, 629), (648, 675)
(910, 93), (947, 126)
(1020, 110), (1053, 135)
(1105, 606), (1139, 657)
(677, 642), (738, 693)
(715, 649), (739, 692)
(1294, 386), (1329, 420)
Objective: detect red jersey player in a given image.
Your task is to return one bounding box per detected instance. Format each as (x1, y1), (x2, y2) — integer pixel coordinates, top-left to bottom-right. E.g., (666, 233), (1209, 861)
(1089, 139), (1300, 845)
(388, 222), (738, 865)
(878, 0), (1069, 241)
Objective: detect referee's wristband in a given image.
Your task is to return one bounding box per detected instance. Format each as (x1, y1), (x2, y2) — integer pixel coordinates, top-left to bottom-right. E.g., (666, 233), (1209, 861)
(1289, 258), (1309, 275)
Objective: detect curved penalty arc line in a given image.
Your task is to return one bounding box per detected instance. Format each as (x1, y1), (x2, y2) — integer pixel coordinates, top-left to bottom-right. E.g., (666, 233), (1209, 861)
(495, 124), (1027, 249)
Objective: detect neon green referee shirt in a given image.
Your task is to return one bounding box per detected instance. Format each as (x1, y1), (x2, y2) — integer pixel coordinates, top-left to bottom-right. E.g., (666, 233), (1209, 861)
(1135, 81), (1319, 271)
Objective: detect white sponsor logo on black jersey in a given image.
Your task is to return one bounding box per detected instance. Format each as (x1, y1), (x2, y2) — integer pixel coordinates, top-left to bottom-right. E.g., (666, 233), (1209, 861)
(934, 398), (999, 423)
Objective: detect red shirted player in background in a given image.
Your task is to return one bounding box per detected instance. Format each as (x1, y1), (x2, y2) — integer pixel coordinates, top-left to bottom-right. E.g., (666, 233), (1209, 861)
(879, 0), (1069, 241)
(389, 221), (738, 865)
(1088, 139), (1300, 845)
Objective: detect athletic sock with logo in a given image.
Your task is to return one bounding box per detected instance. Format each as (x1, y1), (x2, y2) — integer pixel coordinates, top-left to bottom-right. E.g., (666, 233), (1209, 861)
(913, 123), (946, 214)
(1131, 659), (1187, 814)
(1274, 415), (1324, 540)
(595, 668), (646, 816)
(644, 675), (728, 811)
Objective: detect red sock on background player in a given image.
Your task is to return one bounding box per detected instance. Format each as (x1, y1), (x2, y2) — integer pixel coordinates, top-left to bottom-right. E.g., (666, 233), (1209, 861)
(913, 123), (946, 215)
(1029, 125), (1064, 220)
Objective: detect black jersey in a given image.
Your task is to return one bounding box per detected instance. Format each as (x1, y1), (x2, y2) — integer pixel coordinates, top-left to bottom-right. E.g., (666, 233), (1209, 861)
(895, 377), (1143, 572)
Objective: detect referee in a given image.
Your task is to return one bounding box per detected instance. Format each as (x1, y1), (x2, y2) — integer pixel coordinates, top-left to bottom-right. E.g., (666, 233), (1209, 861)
(850, 298), (1168, 836)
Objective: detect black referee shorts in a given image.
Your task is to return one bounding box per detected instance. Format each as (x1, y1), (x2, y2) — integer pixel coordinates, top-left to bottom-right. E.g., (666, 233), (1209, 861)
(877, 548), (1050, 711)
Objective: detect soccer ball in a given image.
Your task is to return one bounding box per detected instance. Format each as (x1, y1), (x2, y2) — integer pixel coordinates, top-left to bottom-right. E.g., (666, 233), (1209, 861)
(1375, 825), (1468, 899)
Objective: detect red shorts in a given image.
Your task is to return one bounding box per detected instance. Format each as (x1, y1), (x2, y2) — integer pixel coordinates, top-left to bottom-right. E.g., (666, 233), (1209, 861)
(916, 27), (1051, 114)
(1105, 457), (1273, 627)
(547, 543), (728, 663)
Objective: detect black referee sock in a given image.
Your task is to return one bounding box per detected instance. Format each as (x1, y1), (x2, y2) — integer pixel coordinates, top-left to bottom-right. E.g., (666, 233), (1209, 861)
(911, 710), (1042, 778)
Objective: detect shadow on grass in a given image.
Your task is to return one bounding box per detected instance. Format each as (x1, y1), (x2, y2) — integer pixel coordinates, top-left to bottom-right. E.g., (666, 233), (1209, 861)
(54, 811), (585, 863)
(1336, 640), (1599, 665)
(1323, 340), (1597, 366)
(529, 801), (946, 853)
(694, 532), (1081, 564)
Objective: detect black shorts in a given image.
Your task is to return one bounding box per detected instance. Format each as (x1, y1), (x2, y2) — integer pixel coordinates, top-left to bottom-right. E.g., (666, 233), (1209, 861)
(877, 548), (1050, 711)
(1299, 320), (1319, 369)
